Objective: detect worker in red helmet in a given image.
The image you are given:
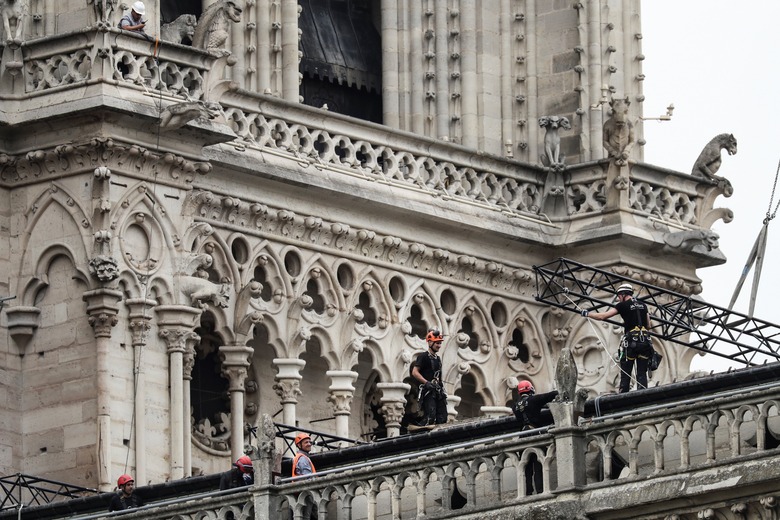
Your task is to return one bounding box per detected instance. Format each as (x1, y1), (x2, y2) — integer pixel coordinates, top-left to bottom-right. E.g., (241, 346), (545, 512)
(109, 474), (144, 511)
(409, 329), (448, 430)
(513, 381), (558, 431)
(292, 432), (316, 477)
(292, 432), (318, 519)
(219, 454), (255, 490)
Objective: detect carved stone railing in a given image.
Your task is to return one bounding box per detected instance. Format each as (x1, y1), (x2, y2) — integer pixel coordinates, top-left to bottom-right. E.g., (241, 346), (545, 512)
(219, 92), (729, 230)
(2, 28), (216, 99)
(261, 383), (780, 519)
(64, 383), (780, 519)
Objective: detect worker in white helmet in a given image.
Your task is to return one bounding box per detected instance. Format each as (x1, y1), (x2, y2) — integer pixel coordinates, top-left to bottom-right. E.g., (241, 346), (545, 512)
(581, 283), (653, 393)
(119, 1), (146, 33)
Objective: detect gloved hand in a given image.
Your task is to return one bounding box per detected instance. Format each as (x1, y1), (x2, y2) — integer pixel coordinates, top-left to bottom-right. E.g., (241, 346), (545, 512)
(423, 381), (435, 392)
(581, 310), (589, 317)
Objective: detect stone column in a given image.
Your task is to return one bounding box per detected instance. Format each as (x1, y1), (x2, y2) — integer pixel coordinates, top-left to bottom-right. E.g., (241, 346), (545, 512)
(221, 344), (254, 462)
(273, 358), (306, 427)
(126, 298), (157, 486)
(281, 0), (300, 102)
(82, 288), (123, 492)
(377, 382), (410, 438)
(182, 339), (196, 477)
(326, 370), (359, 441)
(156, 305), (201, 481)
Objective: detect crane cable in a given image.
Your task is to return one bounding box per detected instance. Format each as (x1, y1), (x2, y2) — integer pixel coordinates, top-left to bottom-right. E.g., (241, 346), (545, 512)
(728, 159), (780, 315)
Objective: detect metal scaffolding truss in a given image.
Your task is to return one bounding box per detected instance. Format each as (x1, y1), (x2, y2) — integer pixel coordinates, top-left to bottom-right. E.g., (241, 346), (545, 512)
(0, 473), (97, 512)
(534, 258), (780, 366)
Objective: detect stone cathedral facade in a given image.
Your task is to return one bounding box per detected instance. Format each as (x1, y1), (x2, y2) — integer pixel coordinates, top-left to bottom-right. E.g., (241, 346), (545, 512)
(0, 0), (738, 512)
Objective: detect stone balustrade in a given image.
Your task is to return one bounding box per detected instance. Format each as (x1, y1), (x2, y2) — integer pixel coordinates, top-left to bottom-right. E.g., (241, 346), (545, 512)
(102, 382), (780, 519)
(3, 28), (215, 99)
(0, 29), (727, 234)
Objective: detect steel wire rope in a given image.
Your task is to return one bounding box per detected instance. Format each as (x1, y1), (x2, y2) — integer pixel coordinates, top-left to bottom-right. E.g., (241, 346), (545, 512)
(549, 280), (642, 390)
(123, 35), (165, 476)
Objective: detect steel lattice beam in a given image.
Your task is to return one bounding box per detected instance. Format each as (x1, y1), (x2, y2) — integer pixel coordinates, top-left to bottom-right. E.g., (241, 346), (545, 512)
(534, 258), (780, 366)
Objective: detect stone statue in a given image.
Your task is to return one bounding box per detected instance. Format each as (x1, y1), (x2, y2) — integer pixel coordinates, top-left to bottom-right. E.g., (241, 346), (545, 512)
(691, 133), (737, 181)
(602, 97), (635, 165)
(87, 0), (118, 25)
(161, 13), (197, 45)
(538, 115), (571, 170)
(1, 0), (25, 45)
(192, 0), (243, 56)
(159, 100), (223, 130)
(554, 346), (578, 402)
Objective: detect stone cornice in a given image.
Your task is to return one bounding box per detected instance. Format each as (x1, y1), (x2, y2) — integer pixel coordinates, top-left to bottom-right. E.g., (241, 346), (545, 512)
(0, 139), (211, 188)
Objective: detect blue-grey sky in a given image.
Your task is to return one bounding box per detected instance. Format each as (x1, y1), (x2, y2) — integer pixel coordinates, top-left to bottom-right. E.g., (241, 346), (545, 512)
(641, 1), (780, 371)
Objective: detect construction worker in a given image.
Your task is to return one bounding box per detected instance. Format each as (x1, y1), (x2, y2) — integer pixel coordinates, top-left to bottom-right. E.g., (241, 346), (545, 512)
(119, 1), (146, 33)
(292, 433), (316, 477)
(109, 474), (144, 511)
(513, 381), (557, 494)
(219, 455), (254, 490)
(410, 329), (448, 429)
(581, 283), (653, 393)
(291, 433), (317, 519)
(513, 381), (558, 430)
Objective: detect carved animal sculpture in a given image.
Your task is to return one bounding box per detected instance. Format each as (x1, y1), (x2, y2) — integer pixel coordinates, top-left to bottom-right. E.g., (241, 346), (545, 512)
(538, 115), (571, 168)
(88, 0), (118, 25)
(179, 275), (230, 309)
(663, 229), (720, 254)
(192, 0), (243, 55)
(691, 133), (737, 181)
(602, 97), (635, 165)
(554, 346), (578, 402)
(161, 13), (197, 44)
(1, 0), (25, 44)
(159, 100), (223, 130)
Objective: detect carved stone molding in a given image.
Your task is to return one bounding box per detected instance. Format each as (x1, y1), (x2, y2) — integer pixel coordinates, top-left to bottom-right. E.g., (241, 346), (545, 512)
(186, 188), (535, 293)
(273, 379), (302, 404)
(82, 288), (123, 338)
(126, 298), (157, 347)
(0, 140), (212, 187)
(220, 344), (254, 392)
(159, 329), (200, 354)
(5, 306), (41, 351)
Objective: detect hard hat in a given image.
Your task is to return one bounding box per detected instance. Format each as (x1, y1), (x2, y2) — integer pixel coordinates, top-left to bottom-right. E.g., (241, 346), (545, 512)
(294, 432), (311, 447)
(616, 283), (634, 295)
(236, 455), (253, 473)
(117, 474), (134, 487)
(426, 329), (443, 343)
(132, 1), (145, 15)
(517, 380), (535, 394)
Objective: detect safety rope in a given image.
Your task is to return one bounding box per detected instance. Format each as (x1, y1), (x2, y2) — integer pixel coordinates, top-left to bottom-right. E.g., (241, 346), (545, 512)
(124, 35), (165, 477)
(551, 281), (642, 391)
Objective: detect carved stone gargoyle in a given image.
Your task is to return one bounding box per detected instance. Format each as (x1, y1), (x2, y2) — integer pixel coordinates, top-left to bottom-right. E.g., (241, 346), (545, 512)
(539, 115), (571, 171)
(159, 100), (223, 131)
(691, 133), (737, 182)
(663, 229), (720, 256)
(603, 97), (635, 166)
(191, 0), (243, 56)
